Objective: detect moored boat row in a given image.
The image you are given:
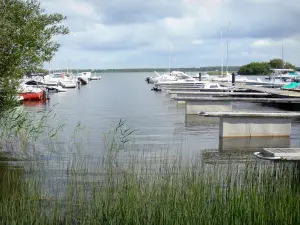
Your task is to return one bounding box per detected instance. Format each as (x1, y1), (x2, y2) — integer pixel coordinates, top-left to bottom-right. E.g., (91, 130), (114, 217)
(17, 71), (102, 103)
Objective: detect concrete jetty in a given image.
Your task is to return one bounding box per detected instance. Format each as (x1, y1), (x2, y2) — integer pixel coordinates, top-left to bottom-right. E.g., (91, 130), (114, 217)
(169, 91), (270, 98)
(173, 96), (300, 114)
(225, 83), (300, 98)
(198, 111), (300, 138)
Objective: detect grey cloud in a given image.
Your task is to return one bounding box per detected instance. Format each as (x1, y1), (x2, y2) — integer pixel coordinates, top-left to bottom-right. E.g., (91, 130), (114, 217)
(40, 0), (300, 68)
(89, 0), (184, 25)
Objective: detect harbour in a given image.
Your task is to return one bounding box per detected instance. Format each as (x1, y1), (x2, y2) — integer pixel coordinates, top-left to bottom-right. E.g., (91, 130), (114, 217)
(1, 0), (300, 223)
(13, 71), (300, 161)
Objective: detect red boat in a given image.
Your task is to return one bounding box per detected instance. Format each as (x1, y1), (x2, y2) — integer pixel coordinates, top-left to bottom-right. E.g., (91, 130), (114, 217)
(19, 90), (45, 100)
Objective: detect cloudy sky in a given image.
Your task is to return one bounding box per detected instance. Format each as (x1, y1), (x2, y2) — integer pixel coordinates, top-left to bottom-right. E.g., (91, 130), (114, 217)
(40, 0), (300, 69)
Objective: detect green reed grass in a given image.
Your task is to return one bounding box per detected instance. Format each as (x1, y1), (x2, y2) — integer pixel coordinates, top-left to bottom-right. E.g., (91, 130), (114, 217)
(0, 118), (299, 224)
(1, 155), (299, 224)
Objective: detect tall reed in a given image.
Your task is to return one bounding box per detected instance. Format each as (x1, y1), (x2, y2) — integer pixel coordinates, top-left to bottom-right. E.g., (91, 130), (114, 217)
(0, 118), (299, 224)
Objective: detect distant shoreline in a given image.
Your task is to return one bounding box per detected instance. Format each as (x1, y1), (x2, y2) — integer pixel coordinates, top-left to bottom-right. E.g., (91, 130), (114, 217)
(41, 66), (300, 75)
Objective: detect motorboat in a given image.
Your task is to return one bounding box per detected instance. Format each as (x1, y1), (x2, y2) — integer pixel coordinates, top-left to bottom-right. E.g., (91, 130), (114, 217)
(154, 75), (209, 90)
(192, 72), (211, 80)
(151, 81), (229, 92)
(148, 71), (192, 84)
(265, 69), (299, 80)
(77, 72), (91, 85)
(281, 76), (300, 92)
(211, 72), (250, 83)
(90, 75), (101, 80)
(18, 84), (46, 101)
(196, 82), (229, 90)
(59, 73), (77, 88)
(89, 71), (101, 80)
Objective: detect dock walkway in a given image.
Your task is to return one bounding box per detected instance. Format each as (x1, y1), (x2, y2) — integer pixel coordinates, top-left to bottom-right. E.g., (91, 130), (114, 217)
(228, 84), (300, 98)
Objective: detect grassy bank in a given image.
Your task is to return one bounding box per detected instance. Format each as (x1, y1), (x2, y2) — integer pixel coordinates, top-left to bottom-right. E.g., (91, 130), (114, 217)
(0, 156), (299, 224)
(0, 114), (299, 224)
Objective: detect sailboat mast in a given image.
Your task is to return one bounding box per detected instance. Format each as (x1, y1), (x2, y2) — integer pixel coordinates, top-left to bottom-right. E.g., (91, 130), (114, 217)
(226, 22), (230, 73)
(282, 44), (284, 69)
(221, 28), (223, 76)
(168, 42), (171, 74)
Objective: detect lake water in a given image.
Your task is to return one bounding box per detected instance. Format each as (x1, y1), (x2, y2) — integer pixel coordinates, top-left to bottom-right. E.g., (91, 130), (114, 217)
(1, 71), (300, 201)
(17, 72), (300, 163)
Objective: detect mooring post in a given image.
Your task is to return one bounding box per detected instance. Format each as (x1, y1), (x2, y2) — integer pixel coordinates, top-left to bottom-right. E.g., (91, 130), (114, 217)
(231, 72), (236, 87)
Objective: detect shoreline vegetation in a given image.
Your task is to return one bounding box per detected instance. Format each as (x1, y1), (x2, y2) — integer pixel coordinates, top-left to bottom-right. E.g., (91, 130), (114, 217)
(1, 0), (300, 224)
(37, 64), (300, 76)
(0, 113), (300, 224)
(1, 154), (300, 224)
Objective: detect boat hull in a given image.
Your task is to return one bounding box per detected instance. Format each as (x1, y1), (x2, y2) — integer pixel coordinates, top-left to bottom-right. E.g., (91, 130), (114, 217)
(19, 91), (45, 100)
(78, 77), (88, 85)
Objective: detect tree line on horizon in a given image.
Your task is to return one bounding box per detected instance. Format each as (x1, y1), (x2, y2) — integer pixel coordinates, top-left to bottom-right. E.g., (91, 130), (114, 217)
(238, 58), (297, 75)
(37, 61), (299, 75)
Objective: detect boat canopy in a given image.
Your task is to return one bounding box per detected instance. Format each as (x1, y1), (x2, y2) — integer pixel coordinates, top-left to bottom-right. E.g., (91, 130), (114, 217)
(270, 69), (294, 72)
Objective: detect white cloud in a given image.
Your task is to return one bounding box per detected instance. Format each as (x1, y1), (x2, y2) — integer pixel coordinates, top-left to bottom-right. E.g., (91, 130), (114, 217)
(39, 0), (300, 68)
(252, 39), (273, 47)
(192, 40), (204, 45)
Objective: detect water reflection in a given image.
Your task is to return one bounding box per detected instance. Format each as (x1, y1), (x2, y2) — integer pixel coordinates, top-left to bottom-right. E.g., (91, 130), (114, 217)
(219, 137), (291, 152)
(22, 100), (48, 108)
(0, 153), (24, 201)
(185, 115), (219, 126)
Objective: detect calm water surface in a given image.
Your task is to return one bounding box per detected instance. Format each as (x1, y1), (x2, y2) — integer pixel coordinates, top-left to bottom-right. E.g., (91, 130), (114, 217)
(1, 72), (300, 199)
(19, 72), (300, 162)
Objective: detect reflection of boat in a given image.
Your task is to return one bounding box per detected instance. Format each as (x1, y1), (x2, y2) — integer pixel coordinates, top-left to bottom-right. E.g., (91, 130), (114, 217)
(22, 100), (47, 107)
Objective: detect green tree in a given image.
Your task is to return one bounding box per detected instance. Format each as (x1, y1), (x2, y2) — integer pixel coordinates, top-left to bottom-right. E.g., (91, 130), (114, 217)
(284, 62), (296, 70)
(268, 58), (284, 69)
(238, 62), (270, 75)
(268, 58), (296, 69)
(0, 0), (68, 111)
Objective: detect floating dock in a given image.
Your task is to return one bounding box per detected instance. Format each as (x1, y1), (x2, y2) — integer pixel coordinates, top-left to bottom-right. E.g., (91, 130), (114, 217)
(225, 84), (300, 98)
(169, 91), (270, 98)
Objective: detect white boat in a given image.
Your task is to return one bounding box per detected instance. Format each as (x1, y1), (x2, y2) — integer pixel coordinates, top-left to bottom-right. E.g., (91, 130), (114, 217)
(192, 72), (210, 80)
(79, 72), (92, 79)
(59, 73), (77, 88)
(77, 72), (91, 85)
(43, 72), (77, 88)
(155, 74), (210, 88)
(46, 86), (67, 92)
(43, 73), (62, 86)
(266, 69), (300, 80)
(17, 83), (46, 100)
(152, 81), (229, 91)
(90, 76), (101, 80)
(197, 82), (229, 90)
(149, 71), (192, 84)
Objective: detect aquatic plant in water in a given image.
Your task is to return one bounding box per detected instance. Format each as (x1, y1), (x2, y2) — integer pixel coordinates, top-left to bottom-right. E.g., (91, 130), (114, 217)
(0, 118), (299, 224)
